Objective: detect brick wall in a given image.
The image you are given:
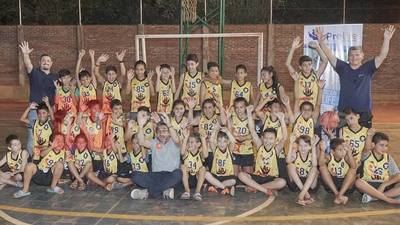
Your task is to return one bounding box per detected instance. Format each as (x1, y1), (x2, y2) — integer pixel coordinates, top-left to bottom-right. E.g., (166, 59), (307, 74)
(0, 24), (399, 106)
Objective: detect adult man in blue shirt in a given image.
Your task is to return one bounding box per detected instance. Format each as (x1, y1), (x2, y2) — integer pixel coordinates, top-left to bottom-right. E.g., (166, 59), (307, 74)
(315, 25), (396, 128)
(19, 41), (57, 155)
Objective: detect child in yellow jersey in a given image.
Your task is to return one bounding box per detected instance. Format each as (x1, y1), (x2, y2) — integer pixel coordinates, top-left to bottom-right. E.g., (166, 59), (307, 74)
(20, 98), (54, 163)
(200, 62), (226, 107)
(175, 54), (202, 114)
(0, 135), (29, 188)
(170, 100), (189, 142)
(67, 134), (93, 191)
(286, 37), (328, 113)
(93, 49), (126, 115)
(106, 99), (127, 155)
(86, 135), (119, 191)
(291, 97), (323, 139)
(340, 108), (371, 165)
(205, 127), (236, 196)
(355, 132), (400, 204)
(238, 104), (287, 196)
(228, 64), (253, 107)
(286, 134), (320, 205)
(155, 64), (176, 113)
(126, 60), (155, 118)
(319, 138), (356, 205)
(75, 49), (97, 114)
(13, 134), (66, 198)
(256, 66), (287, 111)
(227, 97), (254, 176)
(54, 69), (77, 117)
(180, 131), (208, 201)
(188, 98), (226, 169)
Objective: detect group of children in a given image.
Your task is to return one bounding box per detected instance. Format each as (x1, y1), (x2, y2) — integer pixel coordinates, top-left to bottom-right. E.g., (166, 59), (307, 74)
(1, 39), (400, 205)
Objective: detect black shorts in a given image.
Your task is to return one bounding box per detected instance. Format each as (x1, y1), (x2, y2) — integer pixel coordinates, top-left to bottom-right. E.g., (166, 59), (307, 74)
(92, 160), (103, 172)
(288, 176), (319, 193)
(98, 170), (115, 180)
(188, 174), (198, 188)
(32, 169), (53, 186)
(361, 181), (396, 193)
(117, 162), (132, 178)
(232, 153), (254, 167)
(211, 174), (236, 183)
(250, 174), (276, 184)
(322, 176), (355, 195)
(205, 152), (214, 170)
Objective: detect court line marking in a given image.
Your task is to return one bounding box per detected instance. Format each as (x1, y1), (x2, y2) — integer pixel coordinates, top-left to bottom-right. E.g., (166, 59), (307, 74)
(1, 203), (400, 222)
(0, 210), (31, 225)
(205, 195), (275, 225)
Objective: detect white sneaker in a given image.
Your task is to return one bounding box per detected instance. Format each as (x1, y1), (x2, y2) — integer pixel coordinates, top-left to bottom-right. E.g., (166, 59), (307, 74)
(130, 189), (148, 200)
(163, 188), (174, 200)
(362, 194), (376, 203)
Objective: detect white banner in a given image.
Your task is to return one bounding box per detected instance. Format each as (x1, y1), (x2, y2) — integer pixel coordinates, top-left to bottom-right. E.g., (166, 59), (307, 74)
(303, 24), (363, 113)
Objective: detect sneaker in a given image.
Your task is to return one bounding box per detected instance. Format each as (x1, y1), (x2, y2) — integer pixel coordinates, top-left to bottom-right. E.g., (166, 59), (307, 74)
(163, 188), (174, 200)
(13, 190), (31, 199)
(361, 193), (375, 203)
(230, 186), (235, 196)
(130, 189), (148, 200)
(180, 192), (190, 200)
(193, 193), (202, 201)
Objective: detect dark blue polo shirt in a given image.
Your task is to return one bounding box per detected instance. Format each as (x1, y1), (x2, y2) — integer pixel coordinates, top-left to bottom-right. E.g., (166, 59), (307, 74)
(335, 59), (377, 112)
(27, 68), (57, 106)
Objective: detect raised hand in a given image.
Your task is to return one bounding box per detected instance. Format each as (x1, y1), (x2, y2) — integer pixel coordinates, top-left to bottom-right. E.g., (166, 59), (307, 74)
(127, 69), (135, 80)
(42, 96), (50, 105)
(160, 113), (171, 127)
(147, 70), (155, 80)
(78, 49), (86, 59)
(116, 49), (126, 62)
(53, 80), (61, 89)
(367, 128), (376, 137)
(290, 71), (300, 81)
(308, 41), (319, 49)
(291, 36), (302, 49)
(246, 105), (254, 114)
(275, 112), (285, 121)
(314, 27), (326, 41)
(29, 102), (38, 110)
(19, 41), (33, 54)
(383, 25), (396, 40)
(151, 112), (161, 123)
(280, 94), (290, 106)
(155, 66), (161, 76)
(186, 97), (197, 110)
(97, 53), (109, 64)
(170, 66), (175, 79)
(311, 135), (320, 147)
(88, 49), (95, 58)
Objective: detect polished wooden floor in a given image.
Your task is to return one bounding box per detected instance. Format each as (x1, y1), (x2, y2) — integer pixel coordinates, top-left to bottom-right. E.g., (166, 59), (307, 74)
(0, 102), (399, 225)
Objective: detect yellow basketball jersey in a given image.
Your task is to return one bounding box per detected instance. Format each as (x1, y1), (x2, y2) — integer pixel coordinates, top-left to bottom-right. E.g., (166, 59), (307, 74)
(342, 126), (368, 164)
(202, 80), (223, 106)
(199, 113), (219, 141)
(297, 71), (319, 107)
(327, 153), (349, 178)
(6, 151), (24, 172)
(79, 83), (97, 112)
(107, 115), (127, 154)
(157, 80), (174, 113)
(259, 82), (280, 104)
(294, 152), (312, 178)
(230, 80), (251, 106)
(263, 113), (283, 142)
(183, 151), (204, 176)
(84, 117), (104, 151)
(181, 71), (203, 110)
(170, 116), (188, 140)
(102, 81), (122, 114)
(55, 87), (77, 115)
(103, 150), (118, 174)
(211, 147), (234, 177)
(130, 77), (151, 112)
(292, 115), (314, 138)
(127, 120), (153, 142)
(129, 150), (149, 172)
(231, 114), (253, 155)
(361, 152), (390, 182)
(33, 119), (53, 161)
(74, 149), (92, 168)
(38, 149), (65, 172)
(254, 146), (279, 177)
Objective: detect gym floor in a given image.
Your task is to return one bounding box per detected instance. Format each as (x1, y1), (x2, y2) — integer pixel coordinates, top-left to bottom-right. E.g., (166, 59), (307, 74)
(0, 102), (399, 225)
